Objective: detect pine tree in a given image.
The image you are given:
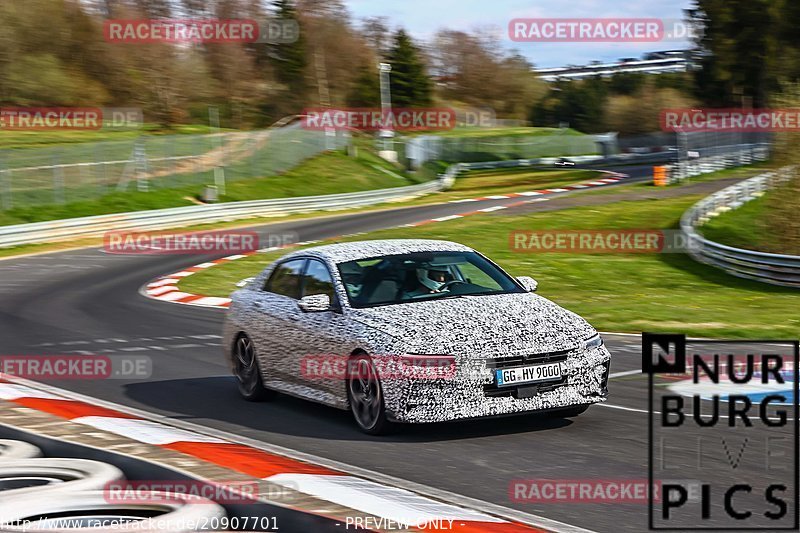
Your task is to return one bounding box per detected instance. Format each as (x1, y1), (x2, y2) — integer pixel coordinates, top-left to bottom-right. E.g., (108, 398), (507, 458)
(387, 29), (432, 107)
(346, 65), (380, 107)
(270, 0), (308, 104)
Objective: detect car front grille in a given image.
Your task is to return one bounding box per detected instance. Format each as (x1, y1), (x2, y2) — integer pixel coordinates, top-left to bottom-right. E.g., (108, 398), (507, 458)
(483, 348), (574, 398)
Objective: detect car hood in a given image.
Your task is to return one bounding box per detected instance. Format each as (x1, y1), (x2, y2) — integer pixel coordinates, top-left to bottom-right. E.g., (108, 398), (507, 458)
(348, 292), (595, 357)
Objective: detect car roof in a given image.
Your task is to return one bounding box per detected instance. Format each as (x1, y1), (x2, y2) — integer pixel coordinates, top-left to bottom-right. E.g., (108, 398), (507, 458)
(279, 239), (475, 264)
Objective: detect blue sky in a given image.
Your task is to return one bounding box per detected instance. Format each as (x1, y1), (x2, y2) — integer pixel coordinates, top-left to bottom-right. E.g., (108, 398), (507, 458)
(344, 0), (694, 68)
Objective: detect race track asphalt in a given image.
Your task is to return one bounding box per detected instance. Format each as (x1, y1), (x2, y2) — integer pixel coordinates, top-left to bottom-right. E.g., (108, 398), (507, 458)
(1, 164), (794, 532)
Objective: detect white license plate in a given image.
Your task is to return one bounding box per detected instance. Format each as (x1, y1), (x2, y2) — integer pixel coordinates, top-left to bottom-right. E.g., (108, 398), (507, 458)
(496, 362), (562, 387)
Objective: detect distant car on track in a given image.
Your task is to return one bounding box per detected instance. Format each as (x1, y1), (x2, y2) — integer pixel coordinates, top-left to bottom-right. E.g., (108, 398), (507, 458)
(554, 157), (575, 167)
(223, 239), (611, 434)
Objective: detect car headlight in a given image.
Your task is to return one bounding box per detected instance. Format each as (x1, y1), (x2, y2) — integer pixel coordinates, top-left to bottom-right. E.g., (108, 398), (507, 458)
(584, 333), (603, 350)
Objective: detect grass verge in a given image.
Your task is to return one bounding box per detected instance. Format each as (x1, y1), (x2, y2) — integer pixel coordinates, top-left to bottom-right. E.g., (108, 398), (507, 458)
(0, 149), (421, 226)
(700, 193), (771, 251)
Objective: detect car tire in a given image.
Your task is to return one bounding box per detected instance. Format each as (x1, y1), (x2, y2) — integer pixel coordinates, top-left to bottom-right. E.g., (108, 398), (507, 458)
(551, 404), (590, 418)
(233, 332), (275, 402)
(346, 353), (393, 435)
(0, 490), (226, 532)
(0, 458), (124, 498)
(0, 440), (42, 459)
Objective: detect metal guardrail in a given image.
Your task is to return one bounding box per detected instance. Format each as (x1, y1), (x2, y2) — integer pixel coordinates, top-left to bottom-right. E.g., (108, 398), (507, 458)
(667, 144), (770, 183)
(0, 150), (765, 249)
(0, 180), (444, 248)
(680, 168), (800, 287)
(0, 154), (595, 248)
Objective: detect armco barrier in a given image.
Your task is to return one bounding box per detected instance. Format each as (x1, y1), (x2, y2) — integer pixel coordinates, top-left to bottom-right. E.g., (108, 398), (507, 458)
(680, 168), (800, 287)
(0, 154), (598, 248)
(0, 180), (444, 248)
(0, 150), (742, 249)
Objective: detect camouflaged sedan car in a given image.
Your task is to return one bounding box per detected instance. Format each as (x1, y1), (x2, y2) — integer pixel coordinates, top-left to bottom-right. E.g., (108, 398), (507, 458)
(223, 239), (611, 434)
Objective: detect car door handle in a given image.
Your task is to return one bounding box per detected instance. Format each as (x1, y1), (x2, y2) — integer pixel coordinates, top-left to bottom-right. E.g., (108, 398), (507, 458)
(287, 314), (300, 321)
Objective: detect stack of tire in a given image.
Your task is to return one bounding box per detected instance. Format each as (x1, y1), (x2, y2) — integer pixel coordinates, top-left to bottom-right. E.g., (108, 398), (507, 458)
(0, 440), (227, 532)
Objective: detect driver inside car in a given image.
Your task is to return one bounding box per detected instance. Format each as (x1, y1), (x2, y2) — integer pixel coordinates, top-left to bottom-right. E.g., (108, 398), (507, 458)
(405, 266), (452, 298)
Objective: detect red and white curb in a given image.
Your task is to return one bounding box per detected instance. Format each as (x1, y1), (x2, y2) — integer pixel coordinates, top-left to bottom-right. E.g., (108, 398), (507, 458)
(442, 172), (626, 202)
(143, 253), (254, 309)
(142, 172), (628, 310)
(142, 243), (312, 309)
(406, 172), (627, 228)
(0, 374), (586, 533)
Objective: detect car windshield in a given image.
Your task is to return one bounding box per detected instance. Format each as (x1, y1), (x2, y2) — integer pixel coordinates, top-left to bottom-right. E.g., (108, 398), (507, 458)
(337, 251), (524, 308)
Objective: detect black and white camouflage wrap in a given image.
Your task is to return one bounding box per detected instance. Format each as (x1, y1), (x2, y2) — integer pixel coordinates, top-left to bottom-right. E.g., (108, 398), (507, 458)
(223, 239), (611, 423)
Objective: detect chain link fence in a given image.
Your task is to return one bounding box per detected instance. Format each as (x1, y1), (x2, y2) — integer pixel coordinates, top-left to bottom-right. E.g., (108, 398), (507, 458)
(0, 124), (350, 210)
(398, 130), (601, 169)
(666, 131), (772, 182)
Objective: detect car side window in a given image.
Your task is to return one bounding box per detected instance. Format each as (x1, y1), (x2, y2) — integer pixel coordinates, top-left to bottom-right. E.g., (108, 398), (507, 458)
(264, 259), (306, 299)
(302, 259), (336, 300)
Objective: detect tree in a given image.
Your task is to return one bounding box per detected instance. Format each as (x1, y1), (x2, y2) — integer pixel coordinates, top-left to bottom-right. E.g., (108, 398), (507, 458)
(346, 65), (380, 107)
(361, 16), (391, 59)
(689, 0), (779, 106)
(387, 29), (432, 107)
(269, 0), (309, 107)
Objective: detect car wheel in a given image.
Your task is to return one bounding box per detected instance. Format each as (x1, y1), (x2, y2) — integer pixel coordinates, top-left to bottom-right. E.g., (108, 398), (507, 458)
(233, 333), (274, 402)
(347, 354), (392, 435)
(551, 404), (590, 418)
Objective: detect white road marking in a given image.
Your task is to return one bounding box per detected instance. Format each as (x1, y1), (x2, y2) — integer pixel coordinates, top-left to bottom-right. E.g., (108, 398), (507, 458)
(71, 416), (227, 445)
(432, 215), (463, 222)
(608, 369), (641, 378)
(478, 206), (507, 213)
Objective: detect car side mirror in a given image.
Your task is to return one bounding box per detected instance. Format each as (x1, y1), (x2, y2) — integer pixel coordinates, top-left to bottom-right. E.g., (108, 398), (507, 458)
(517, 276), (538, 292)
(297, 294), (332, 312)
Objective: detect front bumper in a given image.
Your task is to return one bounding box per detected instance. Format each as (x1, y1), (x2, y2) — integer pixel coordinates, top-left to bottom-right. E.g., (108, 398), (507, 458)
(385, 346), (611, 424)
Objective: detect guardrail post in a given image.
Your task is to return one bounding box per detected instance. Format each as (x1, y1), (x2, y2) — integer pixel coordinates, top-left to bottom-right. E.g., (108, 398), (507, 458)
(95, 142), (106, 195)
(0, 161), (11, 211)
(52, 152), (65, 204)
(135, 137), (148, 192)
